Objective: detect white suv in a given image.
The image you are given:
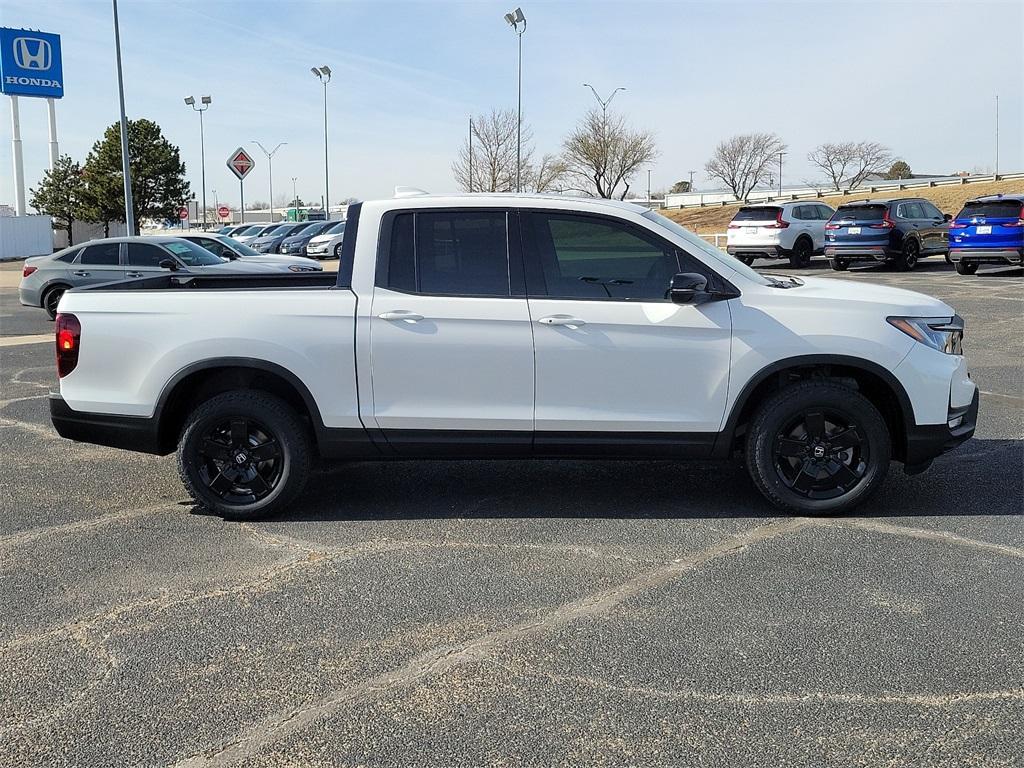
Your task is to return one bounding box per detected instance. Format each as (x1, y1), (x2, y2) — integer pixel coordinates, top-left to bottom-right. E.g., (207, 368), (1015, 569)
(726, 202), (835, 267)
(305, 219), (346, 259)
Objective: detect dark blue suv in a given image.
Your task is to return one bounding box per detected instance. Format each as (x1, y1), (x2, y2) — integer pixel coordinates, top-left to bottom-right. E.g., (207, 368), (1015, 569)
(948, 194), (1024, 275)
(824, 198), (951, 271)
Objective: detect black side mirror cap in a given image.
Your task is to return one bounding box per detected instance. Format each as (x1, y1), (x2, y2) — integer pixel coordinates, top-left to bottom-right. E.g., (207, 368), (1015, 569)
(943, 213), (952, 222)
(159, 259), (178, 271)
(669, 272), (709, 304)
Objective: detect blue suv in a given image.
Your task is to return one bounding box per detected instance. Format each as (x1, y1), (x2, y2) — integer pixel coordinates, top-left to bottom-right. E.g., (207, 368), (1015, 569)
(948, 194), (1024, 275)
(824, 198), (950, 271)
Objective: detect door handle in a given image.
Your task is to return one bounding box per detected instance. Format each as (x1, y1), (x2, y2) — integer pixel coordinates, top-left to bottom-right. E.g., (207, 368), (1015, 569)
(126, 271), (144, 278)
(378, 310), (424, 322)
(538, 315), (586, 328)
(73, 270), (90, 277)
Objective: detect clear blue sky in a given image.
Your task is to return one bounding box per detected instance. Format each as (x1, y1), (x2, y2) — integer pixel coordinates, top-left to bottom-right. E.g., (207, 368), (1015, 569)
(1, 0), (1021, 208)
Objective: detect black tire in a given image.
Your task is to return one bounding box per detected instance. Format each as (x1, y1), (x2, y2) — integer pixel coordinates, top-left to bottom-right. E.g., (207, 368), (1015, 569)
(789, 237), (813, 268)
(955, 261), (978, 275)
(737, 255), (755, 266)
(333, 242), (343, 259)
(177, 391), (312, 520)
(944, 251), (953, 265)
(896, 238), (919, 271)
(829, 258), (849, 271)
(745, 381), (891, 516)
(43, 284), (68, 320)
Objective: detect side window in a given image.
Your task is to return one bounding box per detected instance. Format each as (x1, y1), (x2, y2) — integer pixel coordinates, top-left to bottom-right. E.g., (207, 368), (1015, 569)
(126, 242), (171, 268)
(385, 211), (510, 297)
(896, 202), (921, 219)
(922, 202), (943, 220)
(795, 206), (810, 220)
(78, 242), (121, 265)
(57, 248), (81, 263)
(526, 213), (681, 301)
(817, 206), (835, 220)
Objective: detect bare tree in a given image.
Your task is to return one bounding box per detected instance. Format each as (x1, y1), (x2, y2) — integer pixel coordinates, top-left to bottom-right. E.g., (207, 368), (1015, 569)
(704, 133), (786, 201)
(530, 153), (568, 193)
(807, 141), (894, 190)
(453, 109), (533, 193)
(561, 108), (657, 200)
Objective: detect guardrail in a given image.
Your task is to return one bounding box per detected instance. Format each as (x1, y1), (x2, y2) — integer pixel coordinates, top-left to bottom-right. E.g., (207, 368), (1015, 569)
(667, 172), (1024, 210)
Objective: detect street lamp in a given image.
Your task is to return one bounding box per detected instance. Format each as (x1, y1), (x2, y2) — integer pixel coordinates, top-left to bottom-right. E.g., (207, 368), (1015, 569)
(251, 141), (286, 222)
(184, 95), (211, 229)
(291, 176), (298, 208)
(311, 66), (331, 216)
(503, 8), (526, 192)
(582, 84), (626, 120)
(111, 0), (135, 234)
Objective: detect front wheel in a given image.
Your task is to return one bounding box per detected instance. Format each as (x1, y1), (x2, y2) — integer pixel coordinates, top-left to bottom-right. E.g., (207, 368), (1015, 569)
(333, 242), (343, 259)
(955, 261), (978, 275)
(745, 381), (891, 515)
(177, 390), (312, 520)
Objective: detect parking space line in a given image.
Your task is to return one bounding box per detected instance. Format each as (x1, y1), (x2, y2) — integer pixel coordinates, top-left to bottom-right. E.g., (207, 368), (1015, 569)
(170, 517), (810, 767)
(980, 390), (1024, 406)
(0, 334), (52, 348)
(828, 518), (1024, 560)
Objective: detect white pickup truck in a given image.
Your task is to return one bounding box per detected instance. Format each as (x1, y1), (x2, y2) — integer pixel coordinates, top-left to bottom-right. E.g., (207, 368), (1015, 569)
(50, 194), (978, 519)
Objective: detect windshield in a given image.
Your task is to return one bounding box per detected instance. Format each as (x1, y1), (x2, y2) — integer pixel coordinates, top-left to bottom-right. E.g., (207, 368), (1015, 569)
(322, 220), (346, 235)
(214, 236), (260, 257)
(164, 240), (223, 266)
(288, 222), (318, 236)
(642, 210), (771, 286)
(257, 224), (284, 237)
(237, 225), (265, 236)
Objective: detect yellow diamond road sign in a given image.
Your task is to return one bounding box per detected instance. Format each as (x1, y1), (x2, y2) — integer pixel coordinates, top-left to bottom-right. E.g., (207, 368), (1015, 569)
(226, 147), (255, 181)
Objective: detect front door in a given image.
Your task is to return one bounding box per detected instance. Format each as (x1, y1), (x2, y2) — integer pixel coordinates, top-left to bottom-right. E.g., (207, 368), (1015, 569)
(368, 209), (535, 454)
(521, 211), (733, 454)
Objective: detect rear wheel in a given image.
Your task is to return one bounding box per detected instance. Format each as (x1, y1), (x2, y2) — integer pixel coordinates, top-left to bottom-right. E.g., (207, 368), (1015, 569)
(177, 391), (312, 520)
(955, 261), (978, 275)
(43, 285), (68, 320)
(829, 258), (849, 271)
(737, 255), (755, 266)
(745, 381), (891, 515)
(789, 238), (813, 268)
(896, 238), (919, 271)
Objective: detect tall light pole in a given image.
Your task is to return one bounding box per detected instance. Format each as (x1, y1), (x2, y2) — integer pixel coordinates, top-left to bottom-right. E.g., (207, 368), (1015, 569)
(311, 66), (331, 216)
(468, 115), (474, 193)
(688, 170), (696, 191)
(291, 177), (298, 208)
(995, 94), (1000, 177)
(504, 8), (526, 192)
(778, 151), (786, 197)
(184, 95), (211, 229)
(111, 0), (135, 234)
(251, 141), (286, 222)
(583, 84), (626, 121)
(647, 169), (652, 204)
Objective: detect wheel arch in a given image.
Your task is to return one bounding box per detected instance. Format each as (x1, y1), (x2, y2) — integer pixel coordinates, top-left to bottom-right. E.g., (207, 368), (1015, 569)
(715, 354), (914, 462)
(154, 358), (326, 454)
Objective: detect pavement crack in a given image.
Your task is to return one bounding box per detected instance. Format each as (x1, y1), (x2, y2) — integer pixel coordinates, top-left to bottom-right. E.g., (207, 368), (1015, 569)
(168, 517), (808, 767)
(829, 518), (1024, 560)
(0, 502), (181, 550)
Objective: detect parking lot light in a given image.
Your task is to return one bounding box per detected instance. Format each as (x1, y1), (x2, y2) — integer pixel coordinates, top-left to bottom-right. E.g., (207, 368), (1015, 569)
(251, 140), (287, 223)
(184, 95), (212, 229)
(504, 8), (526, 193)
(312, 66), (332, 218)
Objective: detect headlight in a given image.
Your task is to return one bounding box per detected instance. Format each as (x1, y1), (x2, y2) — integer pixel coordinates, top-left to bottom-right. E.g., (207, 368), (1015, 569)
(288, 264), (319, 272)
(887, 315), (963, 354)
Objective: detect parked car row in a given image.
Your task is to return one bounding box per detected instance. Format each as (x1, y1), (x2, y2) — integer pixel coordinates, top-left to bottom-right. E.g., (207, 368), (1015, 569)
(214, 218), (346, 259)
(19, 234), (322, 319)
(725, 193), (1023, 275)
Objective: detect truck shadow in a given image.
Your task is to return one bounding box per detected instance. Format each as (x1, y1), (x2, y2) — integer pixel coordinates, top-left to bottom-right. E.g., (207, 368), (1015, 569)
(279, 438), (1022, 522)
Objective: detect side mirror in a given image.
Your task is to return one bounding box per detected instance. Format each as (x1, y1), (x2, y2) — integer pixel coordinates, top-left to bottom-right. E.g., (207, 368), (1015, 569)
(943, 213), (952, 222)
(668, 272), (709, 304)
(159, 259), (178, 271)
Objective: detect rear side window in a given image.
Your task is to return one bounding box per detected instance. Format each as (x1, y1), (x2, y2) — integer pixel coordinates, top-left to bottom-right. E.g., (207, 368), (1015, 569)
(385, 211), (510, 297)
(56, 248), (81, 263)
(733, 207), (780, 222)
(896, 201), (924, 219)
(524, 213), (681, 301)
(958, 200), (1022, 219)
(126, 242), (169, 267)
(834, 205), (885, 222)
(78, 242), (121, 265)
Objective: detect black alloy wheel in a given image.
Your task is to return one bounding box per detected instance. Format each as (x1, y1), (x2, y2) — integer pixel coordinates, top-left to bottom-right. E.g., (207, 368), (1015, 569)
(772, 409), (867, 500)
(197, 417), (283, 505)
(790, 238), (813, 268)
(44, 286), (66, 320)
(955, 261), (978, 275)
(898, 239), (919, 271)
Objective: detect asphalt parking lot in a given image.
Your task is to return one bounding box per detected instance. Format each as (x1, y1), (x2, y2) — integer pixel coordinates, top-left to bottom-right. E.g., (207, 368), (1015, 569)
(1, 256), (1022, 767)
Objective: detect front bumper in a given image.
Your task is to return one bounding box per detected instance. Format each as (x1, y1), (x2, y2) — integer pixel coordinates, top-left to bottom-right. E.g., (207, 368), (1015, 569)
(948, 248), (1023, 265)
(50, 394), (166, 455)
(903, 389), (979, 470)
(726, 245), (783, 258)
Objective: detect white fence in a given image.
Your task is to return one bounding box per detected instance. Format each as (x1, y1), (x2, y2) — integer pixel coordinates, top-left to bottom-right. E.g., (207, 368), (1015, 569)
(665, 172), (1024, 210)
(0, 215), (53, 261)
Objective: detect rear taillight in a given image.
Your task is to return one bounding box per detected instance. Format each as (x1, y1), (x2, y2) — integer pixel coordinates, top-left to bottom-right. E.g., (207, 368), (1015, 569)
(870, 210), (895, 229)
(55, 313), (81, 378)
(1006, 205), (1024, 227)
(948, 220), (968, 229)
(825, 222), (840, 230)
(22, 265), (37, 278)
(767, 210), (790, 229)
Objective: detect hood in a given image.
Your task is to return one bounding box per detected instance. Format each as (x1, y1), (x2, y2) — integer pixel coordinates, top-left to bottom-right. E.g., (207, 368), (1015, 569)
(197, 260), (288, 274)
(782, 276), (954, 317)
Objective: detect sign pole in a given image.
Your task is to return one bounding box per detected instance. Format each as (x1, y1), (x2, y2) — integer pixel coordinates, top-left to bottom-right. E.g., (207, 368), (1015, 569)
(240, 180), (245, 225)
(46, 97), (59, 169)
(111, 0), (136, 234)
(9, 96), (25, 215)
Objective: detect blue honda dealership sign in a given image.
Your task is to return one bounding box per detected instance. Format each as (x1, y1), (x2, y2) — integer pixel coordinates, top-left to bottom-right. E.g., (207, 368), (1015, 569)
(0, 28), (63, 99)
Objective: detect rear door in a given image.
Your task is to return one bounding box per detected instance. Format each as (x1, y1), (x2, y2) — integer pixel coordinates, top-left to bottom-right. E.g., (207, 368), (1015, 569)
(71, 242), (126, 286)
(522, 210), (732, 446)
(368, 209), (535, 452)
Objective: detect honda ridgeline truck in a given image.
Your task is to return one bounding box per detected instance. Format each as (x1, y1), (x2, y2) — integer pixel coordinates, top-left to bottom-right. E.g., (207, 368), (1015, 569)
(50, 194), (978, 519)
